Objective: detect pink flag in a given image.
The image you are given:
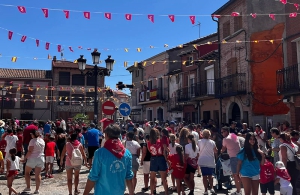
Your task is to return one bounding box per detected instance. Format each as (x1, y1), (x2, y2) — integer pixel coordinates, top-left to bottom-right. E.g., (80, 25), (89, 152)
(280, 0), (287, 4)
(42, 8), (49, 18)
(36, 39), (40, 47)
(250, 13), (257, 18)
(64, 10), (70, 18)
(8, 31), (13, 40)
(269, 14), (275, 20)
(289, 12), (297, 17)
(69, 46), (74, 52)
(105, 13), (112, 20)
(78, 46), (83, 49)
(84, 12), (90, 19)
(231, 12), (240, 16)
(295, 4), (299, 10)
(169, 15), (175, 22)
(190, 16), (195, 24)
(21, 35), (27, 42)
(87, 48), (92, 51)
(45, 42), (50, 50)
(57, 45), (62, 52)
(125, 14), (132, 20)
(17, 6), (26, 13)
(148, 14), (154, 23)
(212, 14), (221, 18)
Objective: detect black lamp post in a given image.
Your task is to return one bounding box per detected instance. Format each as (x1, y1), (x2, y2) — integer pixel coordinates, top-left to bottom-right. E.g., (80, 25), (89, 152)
(0, 88), (7, 119)
(77, 49), (114, 125)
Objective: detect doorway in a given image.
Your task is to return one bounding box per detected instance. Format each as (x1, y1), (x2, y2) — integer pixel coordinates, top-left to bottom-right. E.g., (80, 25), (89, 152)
(231, 103), (241, 123)
(157, 107), (163, 122)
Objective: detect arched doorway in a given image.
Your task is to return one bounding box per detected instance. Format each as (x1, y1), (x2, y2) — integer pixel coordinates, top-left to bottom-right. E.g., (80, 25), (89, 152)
(157, 107), (163, 122)
(231, 103), (241, 123)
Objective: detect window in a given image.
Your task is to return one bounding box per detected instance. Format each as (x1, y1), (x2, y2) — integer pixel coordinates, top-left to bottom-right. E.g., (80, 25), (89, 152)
(58, 91), (70, 105)
(176, 74), (180, 84)
(148, 80), (153, 90)
(234, 16), (242, 32)
(226, 58), (237, 75)
(86, 92), (95, 106)
(59, 72), (70, 85)
(222, 21), (230, 38)
(135, 69), (140, 77)
(71, 94), (84, 105)
(87, 75), (96, 86)
(2, 93), (14, 109)
(205, 65), (215, 94)
(72, 74), (85, 86)
(187, 56), (194, 66)
(20, 94), (34, 109)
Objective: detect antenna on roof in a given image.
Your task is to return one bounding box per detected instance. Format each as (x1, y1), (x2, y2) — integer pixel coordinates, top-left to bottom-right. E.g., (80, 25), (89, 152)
(193, 21), (201, 38)
(60, 49), (65, 61)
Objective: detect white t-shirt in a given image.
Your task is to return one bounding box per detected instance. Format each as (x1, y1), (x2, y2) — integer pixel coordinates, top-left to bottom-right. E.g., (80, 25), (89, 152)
(169, 143), (180, 155)
(185, 143), (199, 159)
(28, 138), (45, 159)
(197, 139), (216, 168)
(60, 120), (66, 130)
(276, 175), (291, 188)
(279, 143), (298, 162)
(7, 156), (20, 170)
(125, 140), (140, 155)
(136, 127), (145, 144)
(191, 131), (199, 143)
(5, 135), (18, 153)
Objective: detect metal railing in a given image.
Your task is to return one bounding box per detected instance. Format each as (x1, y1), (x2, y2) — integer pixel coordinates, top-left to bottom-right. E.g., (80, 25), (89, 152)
(192, 79), (215, 97)
(215, 73), (247, 98)
(277, 64), (300, 94)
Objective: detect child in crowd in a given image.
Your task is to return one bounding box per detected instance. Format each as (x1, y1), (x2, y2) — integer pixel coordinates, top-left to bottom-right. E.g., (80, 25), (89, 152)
(168, 145), (187, 195)
(275, 161), (293, 195)
(4, 129), (18, 159)
(45, 135), (58, 178)
(260, 155), (275, 195)
(16, 128), (23, 157)
(6, 148), (23, 195)
(169, 134), (179, 191)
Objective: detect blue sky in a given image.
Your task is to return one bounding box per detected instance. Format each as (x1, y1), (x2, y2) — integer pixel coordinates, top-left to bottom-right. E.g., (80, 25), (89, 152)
(0, 0), (228, 94)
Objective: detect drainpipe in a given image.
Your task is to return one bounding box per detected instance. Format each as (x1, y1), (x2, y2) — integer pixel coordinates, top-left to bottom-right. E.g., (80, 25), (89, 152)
(212, 16), (223, 128)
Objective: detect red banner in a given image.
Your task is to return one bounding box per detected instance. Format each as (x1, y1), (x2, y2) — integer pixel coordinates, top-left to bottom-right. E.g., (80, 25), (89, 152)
(57, 45), (61, 52)
(105, 13), (111, 20)
(42, 8), (49, 18)
(69, 46), (73, 52)
(190, 15), (195, 24)
(83, 12), (90, 19)
(8, 31), (13, 40)
(36, 39), (40, 47)
(169, 15), (175, 22)
(21, 35), (27, 42)
(125, 14), (132, 20)
(17, 6), (26, 13)
(63, 10), (70, 18)
(148, 14), (154, 23)
(45, 42), (50, 50)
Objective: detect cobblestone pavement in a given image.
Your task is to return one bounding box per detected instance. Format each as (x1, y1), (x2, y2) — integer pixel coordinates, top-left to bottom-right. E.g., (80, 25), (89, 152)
(0, 163), (280, 195)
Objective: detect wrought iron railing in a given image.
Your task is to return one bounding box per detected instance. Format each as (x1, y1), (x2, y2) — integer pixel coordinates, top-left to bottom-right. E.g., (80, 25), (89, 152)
(277, 64), (300, 94)
(215, 73), (247, 98)
(168, 96), (183, 111)
(192, 79), (215, 97)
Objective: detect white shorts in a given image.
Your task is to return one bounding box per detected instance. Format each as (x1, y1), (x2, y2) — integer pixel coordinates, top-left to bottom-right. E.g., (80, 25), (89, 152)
(280, 185), (293, 195)
(45, 156), (54, 163)
(240, 174), (260, 180)
(26, 157), (45, 169)
(143, 161), (150, 174)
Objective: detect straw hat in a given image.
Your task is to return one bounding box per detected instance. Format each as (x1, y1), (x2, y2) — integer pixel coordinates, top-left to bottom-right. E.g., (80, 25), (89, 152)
(0, 120), (4, 127)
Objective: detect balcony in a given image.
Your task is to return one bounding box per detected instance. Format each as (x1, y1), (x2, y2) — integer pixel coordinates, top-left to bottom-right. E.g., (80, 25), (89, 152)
(139, 87), (167, 104)
(168, 97), (183, 112)
(192, 79), (215, 98)
(215, 73), (247, 98)
(277, 64), (300, 95)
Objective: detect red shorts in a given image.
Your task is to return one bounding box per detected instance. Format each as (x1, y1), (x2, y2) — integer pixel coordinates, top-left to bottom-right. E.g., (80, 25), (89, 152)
(7, 170), (18, 177)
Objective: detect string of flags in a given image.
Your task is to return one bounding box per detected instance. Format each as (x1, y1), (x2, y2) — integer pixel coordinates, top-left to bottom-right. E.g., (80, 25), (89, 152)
(0, 3), (298, 24)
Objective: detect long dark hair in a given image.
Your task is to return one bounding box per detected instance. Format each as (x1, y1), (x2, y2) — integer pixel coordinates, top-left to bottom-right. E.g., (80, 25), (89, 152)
(9, 148), (17, 161)
(149, 128), (159, 144)
(244, 132), (262, 161)
(176, 145), (184, 166)
(187, 134), (196, 152)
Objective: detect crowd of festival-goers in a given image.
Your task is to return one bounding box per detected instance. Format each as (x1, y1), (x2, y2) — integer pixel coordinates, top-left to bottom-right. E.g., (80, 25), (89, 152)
(0, 117), (300, 195)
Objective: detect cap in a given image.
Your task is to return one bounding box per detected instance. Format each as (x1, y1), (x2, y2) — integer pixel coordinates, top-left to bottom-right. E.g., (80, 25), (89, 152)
(275, 161), (286, 169)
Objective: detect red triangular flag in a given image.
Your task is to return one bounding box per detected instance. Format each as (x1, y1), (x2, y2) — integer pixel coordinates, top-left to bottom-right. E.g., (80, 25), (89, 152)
(294, 4), (299, 10)
(280, 0), (287, 4)
(231, 12), (240, 17)
(69, 46), (74, 52)
(212, 14), (221, 18)
(42, 8), (49, 18)
(289, 12), (297, 17)
(190, 16), (195, 24)
(125, 14), (132, 20)
(8, 31), (13, 40)
(169, 15), (175, 22)
(45, 42), (50, 50)
(105, 13), (112, 20)
(17, 6), (26, 13)
(148, 14), (154, 23)
(78, 46), (83, 49)
(269, 14), (275, 20)
(36, 39), (40, 47)
(251, 13), (257, 18)
(21, 35), (27, 42)
(63, 10), (70, 19)
(84, 12), (90, 19)
(57, 45), (61, 52)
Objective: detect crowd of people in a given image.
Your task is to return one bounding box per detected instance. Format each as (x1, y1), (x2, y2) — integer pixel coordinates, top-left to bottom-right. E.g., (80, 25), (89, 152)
(0, 117), (299, 195)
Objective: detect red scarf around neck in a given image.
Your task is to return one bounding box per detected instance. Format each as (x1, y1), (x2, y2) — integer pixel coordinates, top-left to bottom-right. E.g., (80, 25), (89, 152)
(104, 139), (125, 159)
(256, 129), (263, 136)
(283, 141), (295, 148)
(276, 169), (291, 181)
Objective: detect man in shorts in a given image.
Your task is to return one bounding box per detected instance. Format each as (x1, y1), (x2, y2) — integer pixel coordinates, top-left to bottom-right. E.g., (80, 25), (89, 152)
(87, 123), (101, 168)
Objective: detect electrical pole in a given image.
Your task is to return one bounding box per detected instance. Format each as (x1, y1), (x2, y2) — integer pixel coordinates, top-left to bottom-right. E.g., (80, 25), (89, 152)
(193, 22), (201, 38)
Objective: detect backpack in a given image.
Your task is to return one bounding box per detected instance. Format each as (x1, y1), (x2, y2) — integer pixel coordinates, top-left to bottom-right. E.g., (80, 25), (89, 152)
(138, 130), (144, 141)
(68, 143), (83, 166)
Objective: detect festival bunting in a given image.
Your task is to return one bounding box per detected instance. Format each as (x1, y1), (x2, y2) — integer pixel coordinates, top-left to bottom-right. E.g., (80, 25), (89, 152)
(125, 14), (132, 20)
(42, 8), (49, 18)
(105, 13), (112, 20)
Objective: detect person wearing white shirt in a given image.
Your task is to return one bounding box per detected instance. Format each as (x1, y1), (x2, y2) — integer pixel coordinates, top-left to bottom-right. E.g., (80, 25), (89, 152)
(168, 134), (180, 191)
(59, 118), (66, 132)
(5, 129), (18, 159)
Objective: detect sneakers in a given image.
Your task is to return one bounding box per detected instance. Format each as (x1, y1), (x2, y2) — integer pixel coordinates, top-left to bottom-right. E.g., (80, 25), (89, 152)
(23, 188), (31, 192)
(231, 192), (242, 195)
(33, 190), (39, 194)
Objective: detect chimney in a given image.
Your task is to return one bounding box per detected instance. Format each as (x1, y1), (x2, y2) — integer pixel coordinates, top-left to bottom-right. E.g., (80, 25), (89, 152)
(53, 56), (57, 62)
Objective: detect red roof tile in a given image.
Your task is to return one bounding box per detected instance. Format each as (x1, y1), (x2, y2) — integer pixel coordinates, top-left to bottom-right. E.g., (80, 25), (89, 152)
(0, 68), (49, 79)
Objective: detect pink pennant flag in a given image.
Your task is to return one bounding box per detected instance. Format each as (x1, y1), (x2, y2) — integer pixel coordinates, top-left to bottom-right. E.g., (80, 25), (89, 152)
(269, 14), (275, 20)
(190, 16), (195, 24)
(280, 0), (287, 4)
(250, 13), (257, 18)
(78, 46), (83, 49)
(42, 8), (49, 18)
(105, 13), (112, 20)
(169, 15), (175, 22)
(64, 10), (70, 18)
(295, 4), (299, 10)
(84, 12), (90, 19)
(69, 46), (74, 52)
(148, 14), (154, 23)
(289, 12), (298, 17)
(57, 45), (62, 52)
(36, 39), (40, 47)
(231, 12), (240, 17)
(45, 42), (50, 50)
(21, 35), (27, 42)
(87, 48), (92, 51)
(8, 31), (13, 40)
(17, 6), (26, 13)
(125, 14), (132, 20)
(212, 14), (221, 19)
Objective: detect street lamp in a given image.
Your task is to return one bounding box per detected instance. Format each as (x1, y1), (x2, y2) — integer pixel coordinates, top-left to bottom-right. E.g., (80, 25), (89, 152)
(77, 49), (115, 125)
(0, 88), (7, 119)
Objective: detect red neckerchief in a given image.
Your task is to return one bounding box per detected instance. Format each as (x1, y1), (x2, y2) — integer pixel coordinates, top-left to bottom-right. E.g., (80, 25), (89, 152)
(104, 139), (125, 159)
(145, 122), (150, 127)
(9, 133), (13, 136)
(276, 168), (291, 181)
(283, 141), (294, 148)
(291, 138), (298, 143)
(256, 129), (263, 136)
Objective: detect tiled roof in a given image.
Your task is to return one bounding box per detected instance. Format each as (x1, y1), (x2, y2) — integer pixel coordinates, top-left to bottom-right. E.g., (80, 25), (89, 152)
(52, 60), (97, 69)
(0, 68), (49, 79)
(212, 0), (236, 14)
